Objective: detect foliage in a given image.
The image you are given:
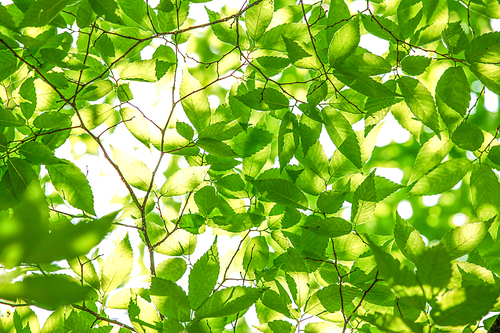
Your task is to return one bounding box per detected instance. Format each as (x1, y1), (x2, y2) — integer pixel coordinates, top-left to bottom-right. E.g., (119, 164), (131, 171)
(1, 0), (500, 332)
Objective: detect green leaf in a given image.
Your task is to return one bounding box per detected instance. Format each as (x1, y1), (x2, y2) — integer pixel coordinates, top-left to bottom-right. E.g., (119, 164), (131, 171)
(68, 256), (100, 290)
(101, 233), (134, 293)
(451, 121), (483, 151)
(360, 314), (424, 333)
(117, 83), (133, 102)
(408, 133), (453, 184)
(7, 158), (38, 201)
(400, 55), (431, 76)
(198, 121), (242, 141)
(195, 286), (265, 319)
(416, 243), (451, 299)
(316, 190), (347, 214)
(236, 88), (289, 111)
(47, 160), (95, 215)
(230, 127), (274, 157)
(129, 294), (161, 333)
(189, 241), (219, 310)
(430, 285), (500, 326)
(156, 258), (187, 282)
(470, 163), (500, 241)
(351, 171), (377, 224)
(440, 221), (490, 260)
(160, 166), (209, 197)
(20, 0), (70, 27)
(488, 145), (500, 166)
(442, 21), (468, 54)
(0, 105), (25, 127)
(409, 157), (471, 196)
(206, 7), (248, 47)
(120, 60), (172, 82)
(150, 277), (190, 321)
(316, 283), (359, 312)
(33, 112), (70, 129)
(321, 107), (362, 168)
(278, 112), (299, 170)
(78, 80), (113, 101)
(20, 142), (60, 165)
(466, 31), (500, 63)
(394, 213), (425, 264)
(333, 68), (399, 98)
(368, 238), (425, 309)
(180, 67), (211, 131)
(197, 138), (237, 157)
(0, 274), (90, 310)
(303, 216), (352, 238)
(398, 76), (440, 136)
(120, 107), (150, 148)
(283, 36), (312, 63)
(436, 66), (470, 115)
(111, 146), (153, 192)
(76, 0), (96, 28)
(194, 186), (217, 217)
(246, 0), (273, 41)
(119, 0), (154, 30)
(333, 233), (369, 261)
(243, 236), (270, 271)
(251, 178), (308, 209)
(268, 320), (294, 333)
(73, 104), (115, 132)
(343, 52), (392, 75)
(328, 15), (360, 67)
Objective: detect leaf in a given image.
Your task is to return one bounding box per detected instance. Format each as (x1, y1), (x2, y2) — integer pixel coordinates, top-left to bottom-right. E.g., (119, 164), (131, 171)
(430, 285), (500, 326)
(251, 178), (308, 209)
(189, 241), (219, 310)
(78, 80), (113, 101)
(68, 256), (100, 290)
(235, 87), (289, 111)
(278, 112), (299, 170)
(246, 0), (273, 41)
(120, 60), (171, 82)
(230, 127), (274, 157)
(150, 277), (190, 321)
(160, 166), (209, 197)
(470, 62), (500, 96)
(470, 163), (500, 241)
(7, 158), (38, 201)
(206, 7), (248, 47)
(302, 216), (352, 238)
(20, 0), (70, 27)
(243, 236), (270, 271)
(120, 107), (150, 148)
(73, 104), (114, 132)
(20, 142), (60, 165)
(409, 157), (471, 196)
(47, 160), (95, 215)
(129, 294), (161, 333)
(321, 107), (362, 168)
(343, 52), (392, 75)
(416, 243), (451, 299)
(0, 274), (90, 310)
(195, 286), (265, 319)
(328, 15), (360, 67)
(316, 190), (347, 213)
(451, 121), (483, 151)
(351, 171), (377, 224)
(119, 0), (153, 30)
(156, 258), (187, 282)
(180, 67), (211, 131)
(76, 0), (95, 28)
(101, 233), (134, 293)
(440, 221), (490, 260)
(283, 36), (312, 63)
(394, 213), (425, 264)
(0, 105), (25, 127)
(33, 112), (70, 129)
(333, 68), (399, 98)
(436, 66), (470, 115)
(442, 21), (468, 54)
(398, 76), (440, 136)
(465, 31), (500, 64)
(400, 55), (431, 76)
(111, 146), (153, 192)
(360, 314), (424, 333)
(194, 186), (217, 217)
(408, 133), (453, 184)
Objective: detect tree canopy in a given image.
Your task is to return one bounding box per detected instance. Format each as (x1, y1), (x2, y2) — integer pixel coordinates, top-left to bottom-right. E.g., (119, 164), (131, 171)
(1, 0), (500, 332)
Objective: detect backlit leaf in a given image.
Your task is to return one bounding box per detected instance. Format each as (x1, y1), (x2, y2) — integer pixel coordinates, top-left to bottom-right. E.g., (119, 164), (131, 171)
(328, 15), (360, 67)
(189, 241), (219, 310)
(101, 233), (133, 293)
(436, 66), (470, 116)
(180, 67), (211, 131)
(111, 146), (153, 192)
(246, 0), (273, 41)
(440, 221), (490, 260)
(160, 166), (209, 197)
(451, 121), (483, 151)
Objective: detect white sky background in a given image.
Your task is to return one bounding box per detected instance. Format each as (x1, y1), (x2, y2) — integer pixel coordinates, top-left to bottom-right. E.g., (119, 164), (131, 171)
(2, 0), (500, 330)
